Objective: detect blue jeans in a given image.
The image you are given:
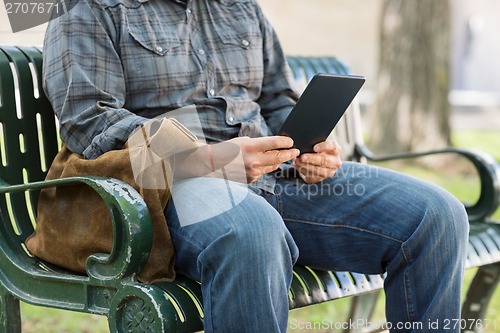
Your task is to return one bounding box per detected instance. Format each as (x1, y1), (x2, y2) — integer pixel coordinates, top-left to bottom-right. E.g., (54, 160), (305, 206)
(165, 162), (469, 333)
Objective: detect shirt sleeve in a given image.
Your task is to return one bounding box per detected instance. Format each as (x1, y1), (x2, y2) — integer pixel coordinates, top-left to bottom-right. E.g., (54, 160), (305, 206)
(42, 0), (147, 159)
(254, 3), (300, 135)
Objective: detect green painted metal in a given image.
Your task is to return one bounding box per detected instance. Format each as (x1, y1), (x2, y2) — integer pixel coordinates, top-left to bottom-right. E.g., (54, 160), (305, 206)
(0, 46), (499, 333)
(462, 262), (500, 328)
(0, 46), (183, 332)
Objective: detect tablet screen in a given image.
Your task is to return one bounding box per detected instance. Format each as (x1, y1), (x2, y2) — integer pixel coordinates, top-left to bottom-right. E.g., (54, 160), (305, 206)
(277, 73), (365, 154)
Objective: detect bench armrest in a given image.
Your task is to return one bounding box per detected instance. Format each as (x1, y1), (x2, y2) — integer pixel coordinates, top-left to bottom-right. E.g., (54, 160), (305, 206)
(355, 143), (500, 222)
(0, 176), (153, 281)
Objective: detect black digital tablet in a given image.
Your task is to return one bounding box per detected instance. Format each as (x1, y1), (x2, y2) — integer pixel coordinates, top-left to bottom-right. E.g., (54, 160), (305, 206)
(277, 73), (365, 154)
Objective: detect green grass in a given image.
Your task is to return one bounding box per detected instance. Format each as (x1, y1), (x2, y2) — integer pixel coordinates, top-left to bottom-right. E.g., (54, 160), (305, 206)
(452, 129), (500, 161)
(20, 302), (108, 333)
(20, 129), (500, 332)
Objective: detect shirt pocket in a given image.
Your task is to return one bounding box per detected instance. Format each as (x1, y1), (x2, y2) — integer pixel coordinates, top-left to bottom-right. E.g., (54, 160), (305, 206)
(126, 5), (180, 56)
(124, 3), (189, 81)
(210, 0), (264, 87)
(122, 4), (191, 106)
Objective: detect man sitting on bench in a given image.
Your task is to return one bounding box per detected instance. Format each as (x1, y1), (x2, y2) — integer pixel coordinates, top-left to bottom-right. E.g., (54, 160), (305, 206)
(39, 0), (469, 332)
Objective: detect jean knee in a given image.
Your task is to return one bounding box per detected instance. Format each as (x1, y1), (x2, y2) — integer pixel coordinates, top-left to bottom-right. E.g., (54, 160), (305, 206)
(200, 194), (299, 271)
(425, 186), (469, 250)
(234, 197), (298, 264)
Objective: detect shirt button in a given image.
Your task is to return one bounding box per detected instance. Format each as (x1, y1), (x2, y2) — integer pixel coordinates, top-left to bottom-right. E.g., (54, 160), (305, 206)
(198, 49), (205, 55)
(241, 39), (250, 47)
(228, 116), (234, 122)
(155, 46), (163, 53)
(209, 89), (215, 96)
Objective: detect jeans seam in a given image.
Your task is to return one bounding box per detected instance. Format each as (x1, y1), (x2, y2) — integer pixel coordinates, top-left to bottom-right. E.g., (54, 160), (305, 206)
(401, 243), (416, 324)
(400, 212), (428, 325)
(201, 264), (215, 333)
(284, 218), (405, 244)
(169, 227), (206, 253)
(276, 192), (284, 215)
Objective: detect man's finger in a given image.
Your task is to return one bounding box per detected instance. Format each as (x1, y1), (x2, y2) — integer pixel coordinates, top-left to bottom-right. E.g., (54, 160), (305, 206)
(261, 148), (300, 166)
(314, 140), (341, 154)
(254, 136), (295, 151)
(299, 153), (340, 169)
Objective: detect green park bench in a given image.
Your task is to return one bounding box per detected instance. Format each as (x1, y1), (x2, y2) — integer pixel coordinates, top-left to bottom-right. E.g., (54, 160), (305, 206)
(0, 45), (499, 332)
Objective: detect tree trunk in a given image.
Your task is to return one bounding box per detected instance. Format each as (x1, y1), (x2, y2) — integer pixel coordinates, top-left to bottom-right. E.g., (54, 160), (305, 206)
(368, 0), (452, 153)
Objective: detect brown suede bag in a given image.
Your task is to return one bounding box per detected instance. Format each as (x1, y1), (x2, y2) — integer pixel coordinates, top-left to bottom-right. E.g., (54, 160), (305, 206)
(25, 118), (198, 283)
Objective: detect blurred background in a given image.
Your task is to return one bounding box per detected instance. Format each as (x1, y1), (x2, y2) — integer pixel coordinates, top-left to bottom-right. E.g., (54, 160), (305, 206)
(1, 0), (499, 331)
(260, 0), (500, 154)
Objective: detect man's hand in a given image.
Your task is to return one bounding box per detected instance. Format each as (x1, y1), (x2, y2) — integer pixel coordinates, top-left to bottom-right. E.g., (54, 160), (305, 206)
(169, 136), (299, 184)
(293, 140), (342, 184)
(228, 136), (300, 183)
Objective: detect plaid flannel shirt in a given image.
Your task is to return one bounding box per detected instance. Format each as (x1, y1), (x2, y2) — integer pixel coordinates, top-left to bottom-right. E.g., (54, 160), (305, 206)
(42, 0), (299, 191)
